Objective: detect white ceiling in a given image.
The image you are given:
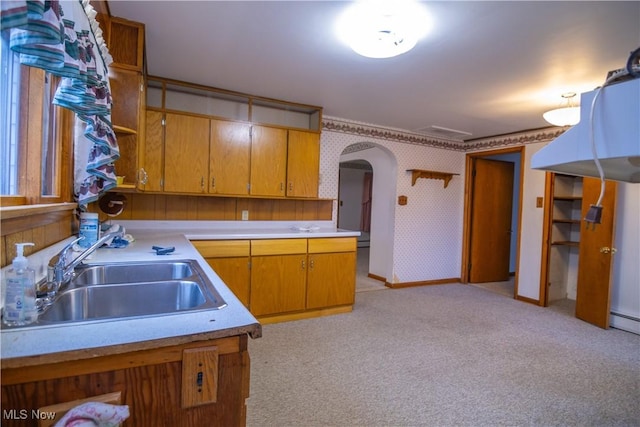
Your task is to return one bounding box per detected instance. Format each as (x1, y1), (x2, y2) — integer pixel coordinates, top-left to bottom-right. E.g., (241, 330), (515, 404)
(108, 1), (640, 141)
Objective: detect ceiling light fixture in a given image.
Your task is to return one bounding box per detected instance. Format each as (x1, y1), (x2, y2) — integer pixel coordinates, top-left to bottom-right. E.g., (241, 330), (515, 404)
(543, 92), (581, 127)
(336, 0), (432, 59)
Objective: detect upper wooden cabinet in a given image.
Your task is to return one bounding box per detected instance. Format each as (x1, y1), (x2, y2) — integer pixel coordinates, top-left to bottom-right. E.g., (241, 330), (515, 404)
(145, 77), (324, 199)
(287, 130), (320, 198)
(107, 17), (145, 71)
(250, 126), (288, 197)
(209, 120), (251, 195)
(104, 15), (146, 189)
(163, 113), (210, 194)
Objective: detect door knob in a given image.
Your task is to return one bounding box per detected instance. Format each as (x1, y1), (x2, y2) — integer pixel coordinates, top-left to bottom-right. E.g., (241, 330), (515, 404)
(600, 247), (617, 254)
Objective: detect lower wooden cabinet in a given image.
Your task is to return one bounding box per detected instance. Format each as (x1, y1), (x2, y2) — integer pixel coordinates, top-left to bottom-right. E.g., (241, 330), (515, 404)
(193, 240), (251, 308)
(250, 254), (307, 316)
(192, 237), (357, 323)
(1, 336), (251, 427)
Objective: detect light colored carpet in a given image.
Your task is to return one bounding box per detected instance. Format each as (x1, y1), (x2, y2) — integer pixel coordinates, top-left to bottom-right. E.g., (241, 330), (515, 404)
(246, 284), (640, 427)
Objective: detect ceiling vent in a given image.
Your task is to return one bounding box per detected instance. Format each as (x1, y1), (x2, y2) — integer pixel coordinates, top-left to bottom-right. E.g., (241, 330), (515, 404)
(415, 125), (472, 141)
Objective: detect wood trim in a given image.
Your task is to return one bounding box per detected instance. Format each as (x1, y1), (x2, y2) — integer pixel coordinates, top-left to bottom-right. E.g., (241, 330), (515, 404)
(367, 273), (386, 282)
(0, 203), (76, 220)
(257, 305), (353, 325)
(191, 240), (250, 257)
(538, 172), (554, 307)
(251, 238), (307, 256)
(385, 277), (460, 289)
(516, 294), (541, 306)
(307, 237), (356, 253)
(1, 336), (241, 384)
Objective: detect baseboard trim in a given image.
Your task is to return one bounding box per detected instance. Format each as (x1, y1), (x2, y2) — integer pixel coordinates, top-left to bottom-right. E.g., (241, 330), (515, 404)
(367, 273), (386, 282)
(257, 305), (353, 325)
(516, 294), (541, 306)
(386, 277), (460, 289)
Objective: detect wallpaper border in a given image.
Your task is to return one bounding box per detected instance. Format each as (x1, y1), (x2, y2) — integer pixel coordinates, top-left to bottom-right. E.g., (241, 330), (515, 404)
(323, 116), (565, 152)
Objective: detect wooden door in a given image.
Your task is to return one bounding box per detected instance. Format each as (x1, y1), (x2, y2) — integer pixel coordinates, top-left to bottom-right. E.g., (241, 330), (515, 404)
(307, 252), (356, 309)
(141, 110), (164, 191)
(250, 125), (287, 196)
(209, 120), (251, 195)
(204, 257), (250, 308)
(286, 130), (319, 197)
(575, 178), (618, 328)
(469, 158), (514, 282)
(250, 254), (307, 316)
(163, 113), (210, 193)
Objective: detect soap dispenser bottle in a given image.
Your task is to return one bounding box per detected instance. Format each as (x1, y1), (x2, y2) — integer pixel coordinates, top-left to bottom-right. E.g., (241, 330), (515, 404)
(2, 242), (37, 326)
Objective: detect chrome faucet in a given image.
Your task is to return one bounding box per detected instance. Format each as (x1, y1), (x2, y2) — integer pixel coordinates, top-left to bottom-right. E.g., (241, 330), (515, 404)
(39, 230), (125, 305)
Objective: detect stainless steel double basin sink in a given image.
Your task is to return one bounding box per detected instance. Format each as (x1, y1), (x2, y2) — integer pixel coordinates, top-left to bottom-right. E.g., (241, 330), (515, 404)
(36, 259), (227, 325)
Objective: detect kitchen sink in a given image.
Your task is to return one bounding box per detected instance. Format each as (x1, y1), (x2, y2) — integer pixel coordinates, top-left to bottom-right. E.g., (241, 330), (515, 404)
(34, 259), (227, 325)
(72, 261), (194, 285)
(38, 280), (207, 322)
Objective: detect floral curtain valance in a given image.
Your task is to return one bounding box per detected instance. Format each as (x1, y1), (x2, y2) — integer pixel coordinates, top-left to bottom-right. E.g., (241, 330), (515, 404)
(1, 0), (118, 208)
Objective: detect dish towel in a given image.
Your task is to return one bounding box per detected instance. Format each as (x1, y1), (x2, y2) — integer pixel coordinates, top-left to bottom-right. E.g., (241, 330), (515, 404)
(54, 402), (130, 427)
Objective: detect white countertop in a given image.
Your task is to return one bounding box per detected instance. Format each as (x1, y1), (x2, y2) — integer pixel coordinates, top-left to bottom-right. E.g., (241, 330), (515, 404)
(1, 221), (359, 363)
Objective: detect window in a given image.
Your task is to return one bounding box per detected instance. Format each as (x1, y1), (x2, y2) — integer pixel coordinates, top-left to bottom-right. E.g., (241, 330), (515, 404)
(0, 31), (21, 196)
(0, 30), (71, 206)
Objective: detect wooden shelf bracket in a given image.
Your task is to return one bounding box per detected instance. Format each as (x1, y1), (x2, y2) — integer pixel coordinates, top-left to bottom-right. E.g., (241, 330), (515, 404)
(407, 169), (459, 188)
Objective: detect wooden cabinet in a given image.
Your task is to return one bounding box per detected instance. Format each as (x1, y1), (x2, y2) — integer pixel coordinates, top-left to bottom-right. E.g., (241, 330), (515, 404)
(164, 113), (210, 193)
(249, 126), (288, 197)
(307, 238), (357, 309)
(540, 173), (618, 328)
(141, 110), (165, 191)
(287, 130), (320, 198)
(192, 237), (357, 323)
(106, 17), (145, 71)
(193, 240), (251, 307)
(143, 77), (323, 199)
(1, 336), (251, 427)
(545, 174), (583, 303)
(250, 239), (307, 316)
(209, 120), (251, 195)
(102, 16), (146, 189)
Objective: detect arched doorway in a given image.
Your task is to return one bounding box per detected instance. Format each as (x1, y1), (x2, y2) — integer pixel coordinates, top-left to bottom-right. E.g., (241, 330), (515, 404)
(339, 143), (398, 289)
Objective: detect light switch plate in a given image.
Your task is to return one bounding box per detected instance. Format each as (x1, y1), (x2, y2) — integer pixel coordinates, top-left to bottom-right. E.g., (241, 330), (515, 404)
(241, 210), (249, 220)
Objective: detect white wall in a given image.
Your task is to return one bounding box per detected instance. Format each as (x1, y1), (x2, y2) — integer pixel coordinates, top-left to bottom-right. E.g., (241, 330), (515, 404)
(514, 142), (548, 300)
(610, 182), (640, 334)
(320, 125), (465, 284)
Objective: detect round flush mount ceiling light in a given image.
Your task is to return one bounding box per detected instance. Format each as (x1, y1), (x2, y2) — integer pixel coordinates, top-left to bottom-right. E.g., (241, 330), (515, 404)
(543, 92), (581, 127)
(336, 0), (432, 59)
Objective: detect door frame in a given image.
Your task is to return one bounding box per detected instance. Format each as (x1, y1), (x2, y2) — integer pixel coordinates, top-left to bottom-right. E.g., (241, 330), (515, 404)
(461, 147), (524, 296)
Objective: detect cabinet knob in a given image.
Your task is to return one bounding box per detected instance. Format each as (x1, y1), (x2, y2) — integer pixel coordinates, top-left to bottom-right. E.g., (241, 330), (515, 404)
(310, 259), (315, 269)
(201, 177), (205, 190)
(600, 247), (617, 254)
(211, 177), (215, 188)
(301, 260), (306, 269)
(138, 168), (148, 185)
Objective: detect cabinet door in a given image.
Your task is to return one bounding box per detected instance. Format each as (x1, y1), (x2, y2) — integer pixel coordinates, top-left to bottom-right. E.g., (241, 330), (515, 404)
(287, 130), (319, 198)
(209, 120), (251, 195)
(110, 68), (142, 187)
(141, 110), (164, 191)
(250, 125), (287, 197)
(250, 254), (307, 316)
(307, 252), (356, 309)
(164, 113), (210, 193)
(204, 257), (250, 308)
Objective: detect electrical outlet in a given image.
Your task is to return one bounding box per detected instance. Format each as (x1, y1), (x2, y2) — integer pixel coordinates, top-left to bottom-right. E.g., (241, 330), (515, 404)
(241, 210), (249, 221)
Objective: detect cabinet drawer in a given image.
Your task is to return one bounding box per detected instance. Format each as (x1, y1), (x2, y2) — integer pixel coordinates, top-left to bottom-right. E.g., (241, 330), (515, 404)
(308, 237), (356, 254)
(251, 239), (307, 256)
(192, 240), (250, 257)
